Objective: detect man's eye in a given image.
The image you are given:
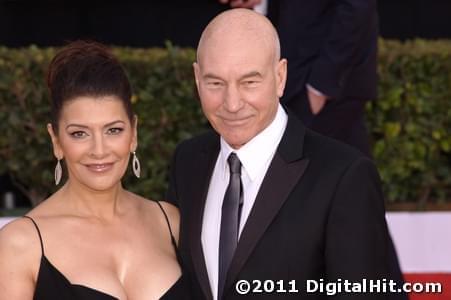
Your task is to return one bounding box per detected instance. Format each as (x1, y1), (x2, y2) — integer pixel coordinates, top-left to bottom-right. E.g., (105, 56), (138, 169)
(207, 81), (223, 87)
(70, 131), (87, 138)
(107, 128), (124, 135)
(244, 80), (259, 86)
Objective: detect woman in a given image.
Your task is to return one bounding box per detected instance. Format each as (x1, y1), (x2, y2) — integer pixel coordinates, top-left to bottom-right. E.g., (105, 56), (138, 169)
(0, 41), (190, 299)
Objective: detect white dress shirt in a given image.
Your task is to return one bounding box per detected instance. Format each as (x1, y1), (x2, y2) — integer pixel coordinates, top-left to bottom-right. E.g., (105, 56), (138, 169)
(201, 104), (288, 299)
(253, 0), (268, 15)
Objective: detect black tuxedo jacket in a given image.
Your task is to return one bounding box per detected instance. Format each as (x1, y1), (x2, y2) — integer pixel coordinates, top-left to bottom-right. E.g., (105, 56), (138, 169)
(267, 0), (378, 104)
(167, 112), (402, 299)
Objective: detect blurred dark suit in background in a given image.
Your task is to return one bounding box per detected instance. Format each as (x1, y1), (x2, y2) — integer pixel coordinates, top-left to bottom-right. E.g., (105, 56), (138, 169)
(267, 0), (378, 156)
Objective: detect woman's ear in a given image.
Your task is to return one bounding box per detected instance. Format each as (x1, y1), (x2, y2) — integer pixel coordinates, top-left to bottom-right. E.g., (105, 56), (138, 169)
(130, 115), (138, 152)
(47, 123), (63, 160)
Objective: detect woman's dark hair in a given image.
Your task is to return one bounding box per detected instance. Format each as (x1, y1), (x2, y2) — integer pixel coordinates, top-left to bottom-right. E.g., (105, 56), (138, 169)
(47, 40), (134, 131)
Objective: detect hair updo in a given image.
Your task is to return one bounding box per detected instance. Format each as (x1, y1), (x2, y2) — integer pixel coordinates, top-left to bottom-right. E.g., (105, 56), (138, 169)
(46, 40), (134, 131)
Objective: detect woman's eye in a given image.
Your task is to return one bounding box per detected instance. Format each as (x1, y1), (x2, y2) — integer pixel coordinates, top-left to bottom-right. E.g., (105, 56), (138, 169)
(70, 131), (87, 138)
(107, 127), (124, 135)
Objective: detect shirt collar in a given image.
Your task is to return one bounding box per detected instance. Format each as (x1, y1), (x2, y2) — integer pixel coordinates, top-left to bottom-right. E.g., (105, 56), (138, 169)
(219, 104), (288, 181)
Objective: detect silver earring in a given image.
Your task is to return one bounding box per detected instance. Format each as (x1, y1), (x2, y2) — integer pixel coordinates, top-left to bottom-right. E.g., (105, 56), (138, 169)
(54, 159), (62, 185)
(132, 151), (141, 178)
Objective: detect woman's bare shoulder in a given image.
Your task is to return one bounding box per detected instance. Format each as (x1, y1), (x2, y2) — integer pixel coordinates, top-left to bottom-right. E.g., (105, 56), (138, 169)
(156, 201), (179, 223)
(0, 216), (42, 288)
(0, 192), (61, 254)
(127, 192), (180, 241)
(0, 218), (38, 299)
(0, 216), (42, 256)
(0, 208), (52, 297)
(154, 200), (180, 242)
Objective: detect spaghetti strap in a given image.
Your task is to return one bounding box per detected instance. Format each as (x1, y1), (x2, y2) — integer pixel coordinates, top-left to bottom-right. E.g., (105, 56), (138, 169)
(22, 215), (45, 256)
(155, 201), (179, 253)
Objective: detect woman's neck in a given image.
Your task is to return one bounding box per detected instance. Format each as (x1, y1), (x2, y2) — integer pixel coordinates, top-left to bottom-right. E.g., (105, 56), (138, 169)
(58, 180), (129, 222)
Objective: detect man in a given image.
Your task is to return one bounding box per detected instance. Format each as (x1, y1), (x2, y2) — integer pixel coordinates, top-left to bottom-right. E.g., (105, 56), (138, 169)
(167, 9), (401, 300)
(220, 0), (378, 156)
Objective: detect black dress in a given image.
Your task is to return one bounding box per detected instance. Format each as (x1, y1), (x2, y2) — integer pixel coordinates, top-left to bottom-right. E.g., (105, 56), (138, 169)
(23, 202), (192, 300)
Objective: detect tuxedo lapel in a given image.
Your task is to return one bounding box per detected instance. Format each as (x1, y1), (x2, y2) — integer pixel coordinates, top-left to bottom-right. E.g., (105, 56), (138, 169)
(188, 134), (220, 300)
(224, 112), (309, 293)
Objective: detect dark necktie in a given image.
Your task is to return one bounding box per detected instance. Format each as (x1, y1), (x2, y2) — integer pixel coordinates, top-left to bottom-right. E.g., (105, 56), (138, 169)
(218, 153), (243, 300)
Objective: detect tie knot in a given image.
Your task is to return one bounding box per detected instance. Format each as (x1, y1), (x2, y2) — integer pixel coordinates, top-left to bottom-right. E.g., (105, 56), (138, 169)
(227, 153), (241, 175)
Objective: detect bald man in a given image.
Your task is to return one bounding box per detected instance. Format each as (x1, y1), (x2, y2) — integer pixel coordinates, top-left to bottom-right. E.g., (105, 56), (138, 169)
(167, 9), (401, 300)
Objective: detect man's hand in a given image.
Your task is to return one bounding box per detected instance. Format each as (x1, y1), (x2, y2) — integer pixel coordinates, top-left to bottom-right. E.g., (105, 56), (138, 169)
(307, 87), (328, 115)
(219, 0), (262, 8)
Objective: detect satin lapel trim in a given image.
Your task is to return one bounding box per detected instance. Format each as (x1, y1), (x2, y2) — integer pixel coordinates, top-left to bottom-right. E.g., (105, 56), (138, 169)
(225, 153), (310, 292)
(189, 144), (219, 300)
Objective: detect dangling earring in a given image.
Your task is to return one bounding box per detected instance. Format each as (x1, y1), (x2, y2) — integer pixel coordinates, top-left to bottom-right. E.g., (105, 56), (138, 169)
(132, 151), (141, 178)
(54, 159), (62, 185)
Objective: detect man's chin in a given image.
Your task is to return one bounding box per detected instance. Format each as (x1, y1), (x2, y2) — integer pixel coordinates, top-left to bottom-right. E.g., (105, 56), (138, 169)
(223, 135), (251, 150)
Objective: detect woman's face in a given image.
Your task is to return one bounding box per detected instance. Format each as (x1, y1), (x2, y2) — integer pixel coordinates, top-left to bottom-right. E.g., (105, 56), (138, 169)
(48, 96), (137, 191)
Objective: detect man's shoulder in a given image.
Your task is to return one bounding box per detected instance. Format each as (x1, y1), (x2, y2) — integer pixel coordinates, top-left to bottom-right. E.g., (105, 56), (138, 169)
(175, 129), (219, 155)
(303, 127), (371, 168)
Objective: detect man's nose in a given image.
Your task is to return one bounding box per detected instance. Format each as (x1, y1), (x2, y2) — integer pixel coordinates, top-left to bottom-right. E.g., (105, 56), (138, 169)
(223, 84), (244, 112)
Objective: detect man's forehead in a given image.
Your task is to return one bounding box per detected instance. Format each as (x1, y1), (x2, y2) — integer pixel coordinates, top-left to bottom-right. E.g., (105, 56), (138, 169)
(198, 51), (270, 74)
(201, 70), (264, 80)
(198, 35), (275, 66)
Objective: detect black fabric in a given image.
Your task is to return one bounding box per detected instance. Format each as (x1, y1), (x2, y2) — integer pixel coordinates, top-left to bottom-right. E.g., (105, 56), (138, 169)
(166, 110), (406, 300)
(267, 0), (378, 156)
(269, 0), (379, 102)
(218, 153), (242, 300)
(296, 90), (372, 157)
(23, 213), (192, 300)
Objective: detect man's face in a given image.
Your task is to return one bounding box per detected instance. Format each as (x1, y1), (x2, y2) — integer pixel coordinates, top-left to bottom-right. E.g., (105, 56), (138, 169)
(194, 36), (286, 149)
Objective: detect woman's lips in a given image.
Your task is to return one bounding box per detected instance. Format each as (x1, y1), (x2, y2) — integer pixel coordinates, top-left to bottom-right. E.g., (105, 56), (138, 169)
(85, 163), (114, 173)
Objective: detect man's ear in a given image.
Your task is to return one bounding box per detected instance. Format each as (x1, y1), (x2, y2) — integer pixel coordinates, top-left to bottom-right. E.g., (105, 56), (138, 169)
(130, 115), (138, 152)
(193, 62), (201, 92)
(47, 123), (63, 160)
(276, 58), (288, 98)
